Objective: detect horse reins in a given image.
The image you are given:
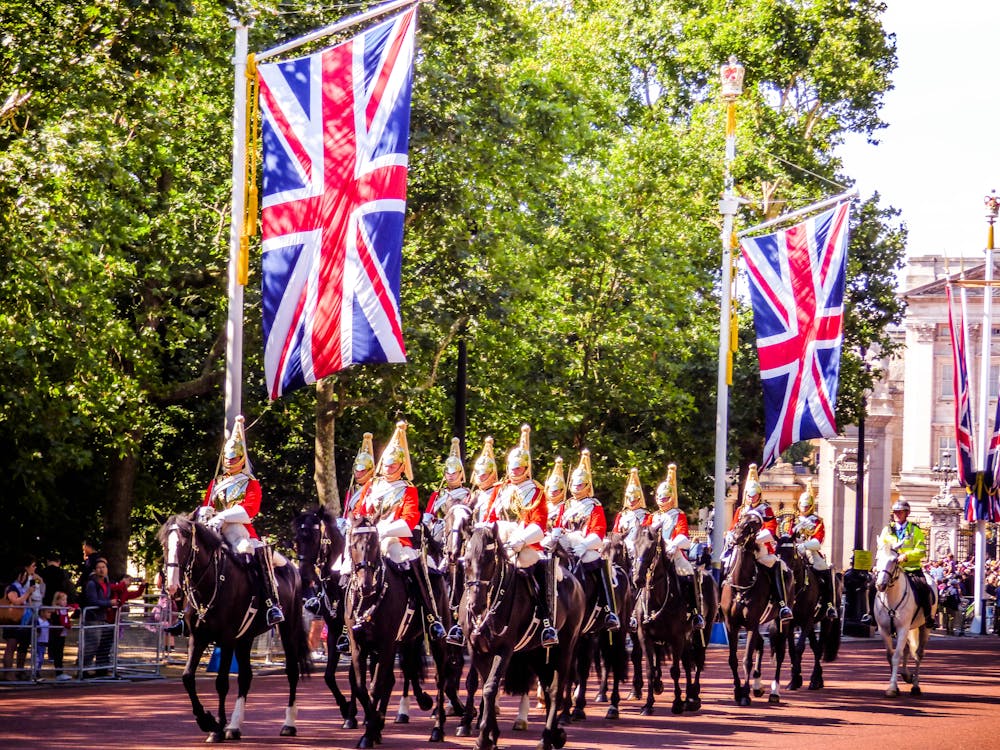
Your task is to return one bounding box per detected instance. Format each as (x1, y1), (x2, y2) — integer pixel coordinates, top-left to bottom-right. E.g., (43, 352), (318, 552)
(636, 533), (676, 625)
(466, 536), (514, 640)
(346, 526), (388, 629)
(171, 521), (225, 629)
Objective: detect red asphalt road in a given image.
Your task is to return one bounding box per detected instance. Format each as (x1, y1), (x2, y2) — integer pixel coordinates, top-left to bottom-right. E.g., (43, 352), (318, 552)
(2, 633), (998, 750)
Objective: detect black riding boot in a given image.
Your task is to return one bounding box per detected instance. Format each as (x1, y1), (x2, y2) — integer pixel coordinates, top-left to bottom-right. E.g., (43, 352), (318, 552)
(165, 612), (190, 637)
(816, 568), (838, 620)
(770, 563), (793, 623)
(594, 563), (621, 632)
(255, 546), (285, 627)
(534, 559), (559, 648)
(685, 574), (706, 630)
(409, 556), (446, 642)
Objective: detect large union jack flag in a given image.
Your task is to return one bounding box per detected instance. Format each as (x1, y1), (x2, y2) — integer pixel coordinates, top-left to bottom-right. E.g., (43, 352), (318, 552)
(740, 202), (851, 469)
(258, 8), (416, 400)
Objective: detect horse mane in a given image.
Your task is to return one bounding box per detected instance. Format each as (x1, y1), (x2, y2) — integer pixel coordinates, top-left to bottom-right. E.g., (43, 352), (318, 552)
(158, 512), (226, 557)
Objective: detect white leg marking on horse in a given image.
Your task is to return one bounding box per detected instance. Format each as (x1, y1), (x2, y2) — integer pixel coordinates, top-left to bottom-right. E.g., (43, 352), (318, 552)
(285, 704), (297, 727)
(517, 693), (530, 722)
(397, 695), (410, 716)
(228, 697), (246, 731)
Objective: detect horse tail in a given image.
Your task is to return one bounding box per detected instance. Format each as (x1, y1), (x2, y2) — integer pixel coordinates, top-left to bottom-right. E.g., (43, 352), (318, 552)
(503, 650), (535, 696)
(279, 571), (313, 677)
(821, 616), (841, 662)
(399, 637), (427, 684)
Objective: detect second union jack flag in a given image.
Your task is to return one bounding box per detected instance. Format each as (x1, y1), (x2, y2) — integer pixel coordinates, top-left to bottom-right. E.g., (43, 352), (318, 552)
(258, 8), (416, 400)
(741, 202), (851, 469)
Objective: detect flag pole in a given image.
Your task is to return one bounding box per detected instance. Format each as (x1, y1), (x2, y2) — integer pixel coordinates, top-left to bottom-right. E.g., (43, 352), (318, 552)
(224, 16), (249, 436)
(256, 0), (422, 63)
(712, 57), (744, 564)
(972, 194), (999, 633)
(737, 188), (858, 238)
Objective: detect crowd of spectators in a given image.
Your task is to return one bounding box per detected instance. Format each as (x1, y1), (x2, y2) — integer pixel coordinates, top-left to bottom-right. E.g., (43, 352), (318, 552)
(922, 554), (1000, 635)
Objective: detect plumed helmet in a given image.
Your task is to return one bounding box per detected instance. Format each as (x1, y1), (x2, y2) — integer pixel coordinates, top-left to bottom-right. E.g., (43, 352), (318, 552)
(223, 415), (250, 474)
(743, 464), (762, 506)
(891, 498), (910, 513)
(797, 478), (817, 515)
(376, 421), (413, 481)
(570, 449), (593, 496)
(655, 464), (679, 509)
(473, 436), (497, 480)
(506, 424), (532, 480)
(545, 456), (566, 496)
(623, 467), (645, 509)
(444, 437), (465, 484)
(353, 432), (375, 474)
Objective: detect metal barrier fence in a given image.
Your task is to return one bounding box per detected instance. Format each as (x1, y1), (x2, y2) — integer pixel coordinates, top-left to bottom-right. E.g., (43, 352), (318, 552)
(1, 599), (286, 684)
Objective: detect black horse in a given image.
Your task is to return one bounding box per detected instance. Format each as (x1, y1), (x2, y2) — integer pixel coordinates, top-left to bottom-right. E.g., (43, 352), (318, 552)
(292, 505), (358, 728)
(599, 531), (643, 703)
(160, 514), (311, 742)
(344, 515), (454, 748)
(460, 523), (585, 750)
(770, 521), (841, 692)
(568, 546), (630, 722)
(719, 513), (792, 706)
(630, 525), (707, 716)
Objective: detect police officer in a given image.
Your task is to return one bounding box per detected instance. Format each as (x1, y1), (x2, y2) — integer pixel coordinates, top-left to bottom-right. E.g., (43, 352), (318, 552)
(876, 497), (935, 628)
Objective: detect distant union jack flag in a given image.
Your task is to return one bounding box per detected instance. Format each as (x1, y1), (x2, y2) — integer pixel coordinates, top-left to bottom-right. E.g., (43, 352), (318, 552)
(740, 202), (851, 470)
(946, 283), (976, 488)
(258, 8), (416, 400)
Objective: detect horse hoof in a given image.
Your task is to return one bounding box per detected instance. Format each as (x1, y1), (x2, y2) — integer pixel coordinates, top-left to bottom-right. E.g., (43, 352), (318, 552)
(456, 726), (471, 737)
(430, 728), (444, 742)
(512, 719), (529, 731)
(342, 718), (358, 730)
(884, 688), (899, 698)
(224, 728), (241, 740)
(395, 714), (410, 724)
(357, 737), (375, 749)
(594, 693), (607, 704)
(685, 698), (701, 712)
(626, 690), (641, 701)
(605, 706), (619, 720)
(279, 725), (296, 737)
(737, 695), (752, 707)
(911, 685), (922, 697)
(752, 688), (764, 698)
(671, 700), (684, 715)
(788, 676), (802, 691)
(205, 732), (225, 744)
(808, 679), (824, 691)
(768, 694), (780, 705)
(571, 708), (586, 722)
(552, 726), (568, 749)
(639, 706), (653, 716)
(197, 714), (220, 734)
(653, 680), (664, 695)
(417, 693), (434, 711)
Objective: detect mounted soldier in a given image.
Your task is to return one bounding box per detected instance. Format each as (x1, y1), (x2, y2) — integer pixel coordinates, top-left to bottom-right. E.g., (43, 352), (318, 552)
(876, 497), (935, 628)
(643, 464), (705, 629)
(194, 415), (286, 630)
(342, 432), (375, 520)
(482, 424), (558, 648)
(552, 449), (620, 632)
(793, 479), (838, 621)
(356, 420), (446, 643)
(612, 468), (649, 560)
(470, 436), (501, 523)
(544, 456), (567, 531)
(424, 436), (470, 528)
(726, 464), (793, 623)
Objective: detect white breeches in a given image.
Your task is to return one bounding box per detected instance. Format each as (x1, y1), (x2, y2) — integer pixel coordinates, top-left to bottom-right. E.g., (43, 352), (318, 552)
(755, 543), (778, 568)
(222, 524), (286, 565)
(805, 549), (831, 571)
(380, 537), (419, 565)
(670, 552), (694, 576)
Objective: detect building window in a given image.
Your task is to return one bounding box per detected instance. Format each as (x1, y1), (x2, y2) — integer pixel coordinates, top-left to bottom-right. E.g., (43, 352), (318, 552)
(992, 363), (1000, 399)
(937, 436), (956, 469)
(940, 363), (953, 400)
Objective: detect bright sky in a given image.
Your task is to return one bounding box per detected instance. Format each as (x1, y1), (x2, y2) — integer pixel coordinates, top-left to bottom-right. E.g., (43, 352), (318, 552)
(838, 2), (1000, 261)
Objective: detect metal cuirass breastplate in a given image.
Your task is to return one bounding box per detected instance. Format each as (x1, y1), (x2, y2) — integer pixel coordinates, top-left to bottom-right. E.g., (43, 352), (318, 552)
(212, 473), (250, 512)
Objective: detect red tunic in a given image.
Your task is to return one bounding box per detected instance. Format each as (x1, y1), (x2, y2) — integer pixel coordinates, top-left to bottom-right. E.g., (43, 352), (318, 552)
(359, 480), (420, 547)
(642, 508), (689, 539)
(555, 498), (607, 538)
(796, 513), (826, 543)
(730, 502), (777, 553)
(484, 480), (548, 551)
(201, 475), (261, 540)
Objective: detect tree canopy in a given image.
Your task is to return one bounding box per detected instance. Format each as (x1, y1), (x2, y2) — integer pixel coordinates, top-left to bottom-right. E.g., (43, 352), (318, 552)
(0, 0), (904, 579)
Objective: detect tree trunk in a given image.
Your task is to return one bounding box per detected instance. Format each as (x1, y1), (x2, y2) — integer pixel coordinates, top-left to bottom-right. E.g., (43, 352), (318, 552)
(104, 440), (139, 580)
(315, 377), (340, 513)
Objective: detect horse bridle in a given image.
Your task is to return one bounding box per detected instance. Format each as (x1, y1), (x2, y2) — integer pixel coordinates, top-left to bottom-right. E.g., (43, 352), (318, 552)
(299, 514), (336, 614)
(346, 524), (387, 628)
(724, 520), (761, 593)
(465, 531), (513, 639)
(633, 531), (676, 625)
(168, 521), (224, 627)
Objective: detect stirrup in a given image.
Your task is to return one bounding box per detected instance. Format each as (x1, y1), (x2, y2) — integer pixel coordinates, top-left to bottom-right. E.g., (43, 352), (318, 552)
(266, 604), (285, 627)
(860, 613), (872, 625)
(445, 625), (465, 646)
(427, 619), (446, 642)
(604, 612), (621, 632)
(778, 604), (793, 623)
(541, 624), (559, 648)
(691, 611), (706, 630)
(628, 616), (638, 631)
(165, 619), (189, 637)
(336, 632), (351, 653)
(824, 603), (838, 621)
